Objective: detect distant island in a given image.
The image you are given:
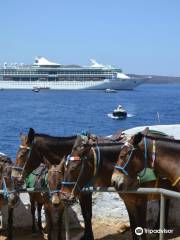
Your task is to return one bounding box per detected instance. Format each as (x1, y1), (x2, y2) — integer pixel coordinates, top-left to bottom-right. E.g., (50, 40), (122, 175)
(128, 74), (180, 84)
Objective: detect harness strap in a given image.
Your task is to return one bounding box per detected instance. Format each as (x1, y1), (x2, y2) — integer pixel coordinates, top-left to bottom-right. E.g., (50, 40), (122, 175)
(138, 137), (147, 178)
(72, 157), (86, 194)
(2, 177), (9, 198)
(152, 140), (156, 168)
(92, 148), (97, 176)
(68, 156), (81, 161)
(172, 176), (180, 187)
(61, 181), (77, 185)
(87, 146), (101, 186)
(20, 145), (30, 150)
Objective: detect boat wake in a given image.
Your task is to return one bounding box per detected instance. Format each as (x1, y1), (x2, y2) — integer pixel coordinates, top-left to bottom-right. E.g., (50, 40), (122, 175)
(107, 113), (134, 119)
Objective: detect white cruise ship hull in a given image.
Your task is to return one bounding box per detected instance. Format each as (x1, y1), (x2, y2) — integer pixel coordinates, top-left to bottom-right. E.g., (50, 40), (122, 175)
(0, 78), (144, 90)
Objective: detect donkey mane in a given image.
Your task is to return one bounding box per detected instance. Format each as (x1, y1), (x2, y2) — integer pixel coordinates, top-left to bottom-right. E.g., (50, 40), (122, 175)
(34, 133), (77, 141)
(142, 133), (180, 143)
(88, 142), (123, 147)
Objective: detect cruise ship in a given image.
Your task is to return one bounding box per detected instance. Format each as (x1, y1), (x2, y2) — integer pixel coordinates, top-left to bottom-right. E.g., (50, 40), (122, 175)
(0, 57), (146, 90)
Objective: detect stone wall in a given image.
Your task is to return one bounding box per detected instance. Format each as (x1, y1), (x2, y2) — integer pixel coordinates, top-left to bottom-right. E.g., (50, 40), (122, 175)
(1, 192), (180, 232)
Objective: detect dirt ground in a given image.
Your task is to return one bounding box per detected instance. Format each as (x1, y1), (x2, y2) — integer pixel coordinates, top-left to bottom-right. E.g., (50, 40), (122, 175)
(0, 220), (179, 240)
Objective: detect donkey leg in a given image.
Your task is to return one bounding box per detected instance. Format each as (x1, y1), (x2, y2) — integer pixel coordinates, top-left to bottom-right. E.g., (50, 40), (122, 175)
(135, 202), (148, 240)
(79, 192), (94, 240)
(30, 200), (37, 233)
(44, 205), (53, 240)
(57, 205), (65, 240)
(122, 195), (147, 240)
(37, 203), (43, 231)
(7, 206), (13, 240)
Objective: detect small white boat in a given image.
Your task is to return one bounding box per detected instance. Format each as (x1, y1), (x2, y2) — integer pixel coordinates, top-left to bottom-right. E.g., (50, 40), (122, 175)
(32, 87), (40, 92)
(112, 105), (127, 118)
(105, 88), (117, 93)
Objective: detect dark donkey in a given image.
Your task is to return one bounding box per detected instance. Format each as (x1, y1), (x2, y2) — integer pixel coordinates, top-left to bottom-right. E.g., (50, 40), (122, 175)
(0, 153), (19, 240)
(61, 134), (172, 240)
(12, 128), (94, 240)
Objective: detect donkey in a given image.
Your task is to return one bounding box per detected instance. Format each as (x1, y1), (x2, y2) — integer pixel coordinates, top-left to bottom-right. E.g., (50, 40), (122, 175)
(60, 134), (173, 240)
(13, 128), (94, 240)
(25, 161), (65, 240)
(111, 127), (180, 191)
(0, 153), (19, 240)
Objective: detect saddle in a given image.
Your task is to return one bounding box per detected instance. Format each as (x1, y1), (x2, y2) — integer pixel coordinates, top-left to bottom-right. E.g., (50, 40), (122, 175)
(26, 164), (48, 189)
(89, 129), (124, 144)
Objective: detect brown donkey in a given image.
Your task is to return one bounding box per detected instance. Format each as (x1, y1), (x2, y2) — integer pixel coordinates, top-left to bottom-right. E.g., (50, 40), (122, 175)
(45, 160), (65, 240)
(61, 135), (172, 240)
(25, 161), (64, 240)
(0, 153), (19, 240)
(111, 127), (180, 191)
(13, 128), (94, 240)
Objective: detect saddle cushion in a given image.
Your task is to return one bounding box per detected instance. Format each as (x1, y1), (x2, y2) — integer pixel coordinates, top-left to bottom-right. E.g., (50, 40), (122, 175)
(26, 164), (48, 189)
(138, 168), (157, 183)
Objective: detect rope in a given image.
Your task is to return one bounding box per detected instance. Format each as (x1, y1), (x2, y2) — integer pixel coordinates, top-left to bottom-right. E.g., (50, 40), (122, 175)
(172, 176), (180, 187)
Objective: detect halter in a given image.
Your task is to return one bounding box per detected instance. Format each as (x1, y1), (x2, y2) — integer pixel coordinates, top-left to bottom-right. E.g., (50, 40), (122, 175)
(115, 137), (148, 178)
(61, 145), (101, 194)
(114, 142), (136, 176)
(61, 155), (82, 187)
(12, 143), (33, 177)
(47, 169), (63, 196)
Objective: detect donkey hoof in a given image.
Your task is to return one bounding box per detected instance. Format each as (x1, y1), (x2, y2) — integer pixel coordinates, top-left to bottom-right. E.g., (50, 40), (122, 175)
(43, 233), (48, 240)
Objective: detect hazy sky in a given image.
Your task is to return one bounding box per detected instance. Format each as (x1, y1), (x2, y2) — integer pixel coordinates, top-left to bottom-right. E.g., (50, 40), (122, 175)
(1, 0), (180, 76)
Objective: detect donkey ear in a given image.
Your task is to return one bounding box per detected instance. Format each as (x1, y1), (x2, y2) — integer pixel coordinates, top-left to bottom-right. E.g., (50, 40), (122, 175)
(20, 132), (26, 143)
(44, 157), (51, 169)
(26, 128), (35, 144)
(59, 156), (66, 173)
(133, 132), (143, 145)
(141, 127), (149, 136)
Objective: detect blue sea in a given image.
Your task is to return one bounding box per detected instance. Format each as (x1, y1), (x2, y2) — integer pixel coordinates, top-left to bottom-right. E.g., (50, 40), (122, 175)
(0, 84), (179, 159)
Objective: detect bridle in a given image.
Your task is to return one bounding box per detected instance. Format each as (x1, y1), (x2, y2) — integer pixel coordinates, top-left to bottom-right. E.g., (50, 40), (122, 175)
(115, 137), (148, 178)
(12, 145), (31, 174)
(115, 141), (136, 176)
(47, 169), (63, 196)
(115, 135), (180, 187)
(12, 142), (37, 178)
(61, 145), (101, 195)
